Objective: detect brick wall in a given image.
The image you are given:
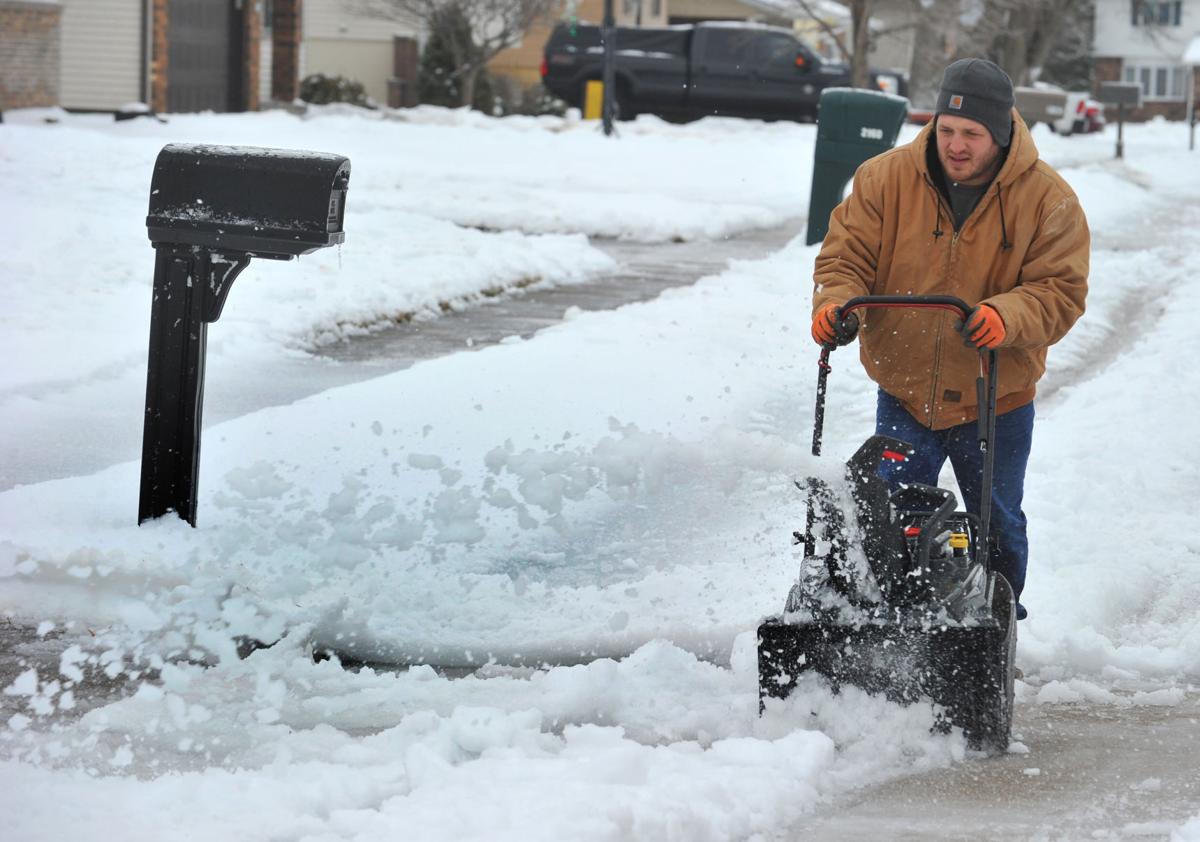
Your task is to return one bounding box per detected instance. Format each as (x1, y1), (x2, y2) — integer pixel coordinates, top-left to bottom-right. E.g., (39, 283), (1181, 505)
(271, 0), (302, 102)
(150, 0), (167, 112)
(0, 0), (61, 110)
(1094, 55), (1198, 122)
(241, 0), (261, 111)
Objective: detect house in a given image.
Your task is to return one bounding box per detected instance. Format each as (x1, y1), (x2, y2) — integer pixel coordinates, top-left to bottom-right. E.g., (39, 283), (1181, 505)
(277, 0), (416, 106)
(0, 0), (416, 115)
(1094, 0), (1200, 119)
(1, 0), (272, 113)
(56, 0), (266, 113)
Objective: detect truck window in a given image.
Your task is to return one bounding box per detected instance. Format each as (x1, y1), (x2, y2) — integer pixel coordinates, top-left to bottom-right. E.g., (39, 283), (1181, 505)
(703, 29), (758, 69)
(758, 34), (796, 64)
(757, 33), (803, 69)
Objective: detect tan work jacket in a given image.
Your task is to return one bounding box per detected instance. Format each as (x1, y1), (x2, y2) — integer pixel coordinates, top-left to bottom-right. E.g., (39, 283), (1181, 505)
(813, 111), (1090, 429)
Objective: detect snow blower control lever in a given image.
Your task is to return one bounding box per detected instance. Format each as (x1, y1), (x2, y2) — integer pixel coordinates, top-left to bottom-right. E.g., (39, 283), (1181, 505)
(761, 294), (1017, 753)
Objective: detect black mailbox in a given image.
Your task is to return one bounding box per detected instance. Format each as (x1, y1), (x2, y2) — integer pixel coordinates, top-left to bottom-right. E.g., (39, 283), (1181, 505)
(147, 143), (349, 258)
(139, 144), (351, 527)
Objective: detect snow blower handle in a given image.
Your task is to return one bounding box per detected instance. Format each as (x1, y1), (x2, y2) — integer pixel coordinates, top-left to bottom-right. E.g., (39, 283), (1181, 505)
(832, 295), (997, 443)
(813, 295), (1000, 572)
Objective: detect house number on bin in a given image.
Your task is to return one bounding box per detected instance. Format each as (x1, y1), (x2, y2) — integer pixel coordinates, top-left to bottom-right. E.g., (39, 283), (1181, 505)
(860, 127), (884, 140)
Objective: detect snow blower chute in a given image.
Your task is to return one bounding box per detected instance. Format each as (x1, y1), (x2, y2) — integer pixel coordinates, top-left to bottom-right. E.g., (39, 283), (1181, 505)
(758, 295), (1017, 752)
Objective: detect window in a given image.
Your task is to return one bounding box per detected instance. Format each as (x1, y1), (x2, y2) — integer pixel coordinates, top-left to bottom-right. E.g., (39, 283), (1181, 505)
(757, 33), (801, 68)
(1123, 62), (1187, 100)
(1130, 1), (1182, 26)
(703, 29), (758, 67)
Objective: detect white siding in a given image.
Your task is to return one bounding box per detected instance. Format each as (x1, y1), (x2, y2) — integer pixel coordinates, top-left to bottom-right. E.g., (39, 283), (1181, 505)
(303, 37), (393, 103)
(304, 0), (415, 41)
(1093, 0), (1195, 61)
(59, 0), (143, 110)
(259, 35), (273, 102)
(260, 0), (418, 103)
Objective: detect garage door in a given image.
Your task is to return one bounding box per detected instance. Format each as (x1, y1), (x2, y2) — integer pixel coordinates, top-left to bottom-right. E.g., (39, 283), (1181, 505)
(59, 0), (143, 111)
(167, 0), (238, 112)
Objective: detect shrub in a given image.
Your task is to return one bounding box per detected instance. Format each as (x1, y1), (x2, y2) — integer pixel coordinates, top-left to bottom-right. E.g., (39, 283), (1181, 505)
(417, 5), (495, 111)
(299, 74), (372, 107)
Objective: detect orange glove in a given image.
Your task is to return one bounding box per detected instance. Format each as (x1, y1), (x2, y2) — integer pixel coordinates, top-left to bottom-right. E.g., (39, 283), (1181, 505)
(811, 303), (859, 347)
(957, 304), (1006, 349)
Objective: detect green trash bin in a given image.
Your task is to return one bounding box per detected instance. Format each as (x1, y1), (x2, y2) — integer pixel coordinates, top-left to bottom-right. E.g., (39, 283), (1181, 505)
(806, 88), (909, 245)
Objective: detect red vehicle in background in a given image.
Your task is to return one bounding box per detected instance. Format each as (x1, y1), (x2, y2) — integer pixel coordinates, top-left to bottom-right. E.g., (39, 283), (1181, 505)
(1067, 94), (1107, 135)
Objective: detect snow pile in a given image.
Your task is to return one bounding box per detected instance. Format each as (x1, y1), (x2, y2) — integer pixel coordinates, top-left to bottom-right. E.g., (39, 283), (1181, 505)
(1, 632), (964, 841)
(2, 108), (1199, 838)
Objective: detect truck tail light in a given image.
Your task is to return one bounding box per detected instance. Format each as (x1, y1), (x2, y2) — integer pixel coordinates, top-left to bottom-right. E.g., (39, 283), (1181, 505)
(540, 58), (549, 78)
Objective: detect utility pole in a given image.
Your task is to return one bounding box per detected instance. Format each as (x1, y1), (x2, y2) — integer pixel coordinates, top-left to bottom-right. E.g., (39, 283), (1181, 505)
(602, 0), (616, 136)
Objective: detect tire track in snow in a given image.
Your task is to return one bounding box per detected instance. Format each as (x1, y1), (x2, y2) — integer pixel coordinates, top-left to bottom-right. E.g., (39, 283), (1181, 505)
(1038, 192), (1199, 407)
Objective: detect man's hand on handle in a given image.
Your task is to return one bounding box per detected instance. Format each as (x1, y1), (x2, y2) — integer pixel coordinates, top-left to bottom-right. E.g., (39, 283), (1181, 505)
(956, 304), (1006, 349)
(811, 303), (860, 347)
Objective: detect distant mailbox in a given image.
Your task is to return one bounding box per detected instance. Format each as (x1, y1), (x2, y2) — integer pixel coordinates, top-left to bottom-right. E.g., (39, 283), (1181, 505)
(139, 144), (351, 527)
(146, 144), (350, 259)
(1098, 83), (1141, 160)
(1098, 82), (1142, 108)
(1013, 86), (1068, 125)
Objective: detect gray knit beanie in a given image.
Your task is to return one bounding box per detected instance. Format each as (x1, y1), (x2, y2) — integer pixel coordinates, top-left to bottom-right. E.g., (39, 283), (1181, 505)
(935, 58), (1015, 147)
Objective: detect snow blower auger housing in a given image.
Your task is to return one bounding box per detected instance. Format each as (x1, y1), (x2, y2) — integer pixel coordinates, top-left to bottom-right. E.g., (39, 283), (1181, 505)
(758, 295), (1017, 752)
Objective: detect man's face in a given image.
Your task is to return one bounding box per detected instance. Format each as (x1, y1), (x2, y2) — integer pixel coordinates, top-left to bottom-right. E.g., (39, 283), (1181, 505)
(936, 114), (1002, 186)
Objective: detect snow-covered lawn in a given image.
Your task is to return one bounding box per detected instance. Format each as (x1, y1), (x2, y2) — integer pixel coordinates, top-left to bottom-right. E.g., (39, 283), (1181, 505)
(1, 106), (1198, 840)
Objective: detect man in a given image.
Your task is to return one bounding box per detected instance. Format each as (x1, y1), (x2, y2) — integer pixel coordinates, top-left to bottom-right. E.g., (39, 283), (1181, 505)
(810, 58), (1089, 620)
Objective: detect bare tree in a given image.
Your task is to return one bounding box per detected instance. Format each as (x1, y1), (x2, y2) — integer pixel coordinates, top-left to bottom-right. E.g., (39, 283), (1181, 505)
(902, 0), (1092, 107)
(358, 0), (556, 108)
(788, 0), (876, 89)
(903, 0), (961, 108)
(970, 0), (1090, 86)
(846, 0), (873, 88)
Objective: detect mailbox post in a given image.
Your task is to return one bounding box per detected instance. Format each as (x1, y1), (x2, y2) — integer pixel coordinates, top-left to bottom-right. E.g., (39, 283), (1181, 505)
(139, 144), (350, 526)
(805, 88), (909, 245)
(1098, 82), (1142, 159)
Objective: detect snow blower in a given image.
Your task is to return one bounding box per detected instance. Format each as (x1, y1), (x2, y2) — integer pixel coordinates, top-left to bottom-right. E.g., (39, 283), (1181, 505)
(758, 295), (1017, 752)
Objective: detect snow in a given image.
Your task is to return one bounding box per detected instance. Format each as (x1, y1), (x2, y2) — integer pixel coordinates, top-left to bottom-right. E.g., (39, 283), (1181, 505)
(1176, 814), (1200, 842)
(2, 105), (1200, 838)
(1184, 36), (1200, 66)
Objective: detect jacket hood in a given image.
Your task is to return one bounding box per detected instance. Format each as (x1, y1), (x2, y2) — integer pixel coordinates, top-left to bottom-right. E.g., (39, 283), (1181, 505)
(910, 108), (1039, 188)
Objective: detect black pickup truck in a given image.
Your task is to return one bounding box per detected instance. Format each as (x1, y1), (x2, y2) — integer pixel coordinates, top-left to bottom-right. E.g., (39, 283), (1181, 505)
(541, 21), (907, 122)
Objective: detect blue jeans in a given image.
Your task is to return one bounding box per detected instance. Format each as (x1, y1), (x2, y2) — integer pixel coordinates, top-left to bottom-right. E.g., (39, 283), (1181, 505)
(874, 389), (1033, 619)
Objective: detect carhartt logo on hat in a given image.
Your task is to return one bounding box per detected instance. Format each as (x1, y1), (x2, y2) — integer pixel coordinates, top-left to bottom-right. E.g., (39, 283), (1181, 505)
(935, 58), (1015, 146)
